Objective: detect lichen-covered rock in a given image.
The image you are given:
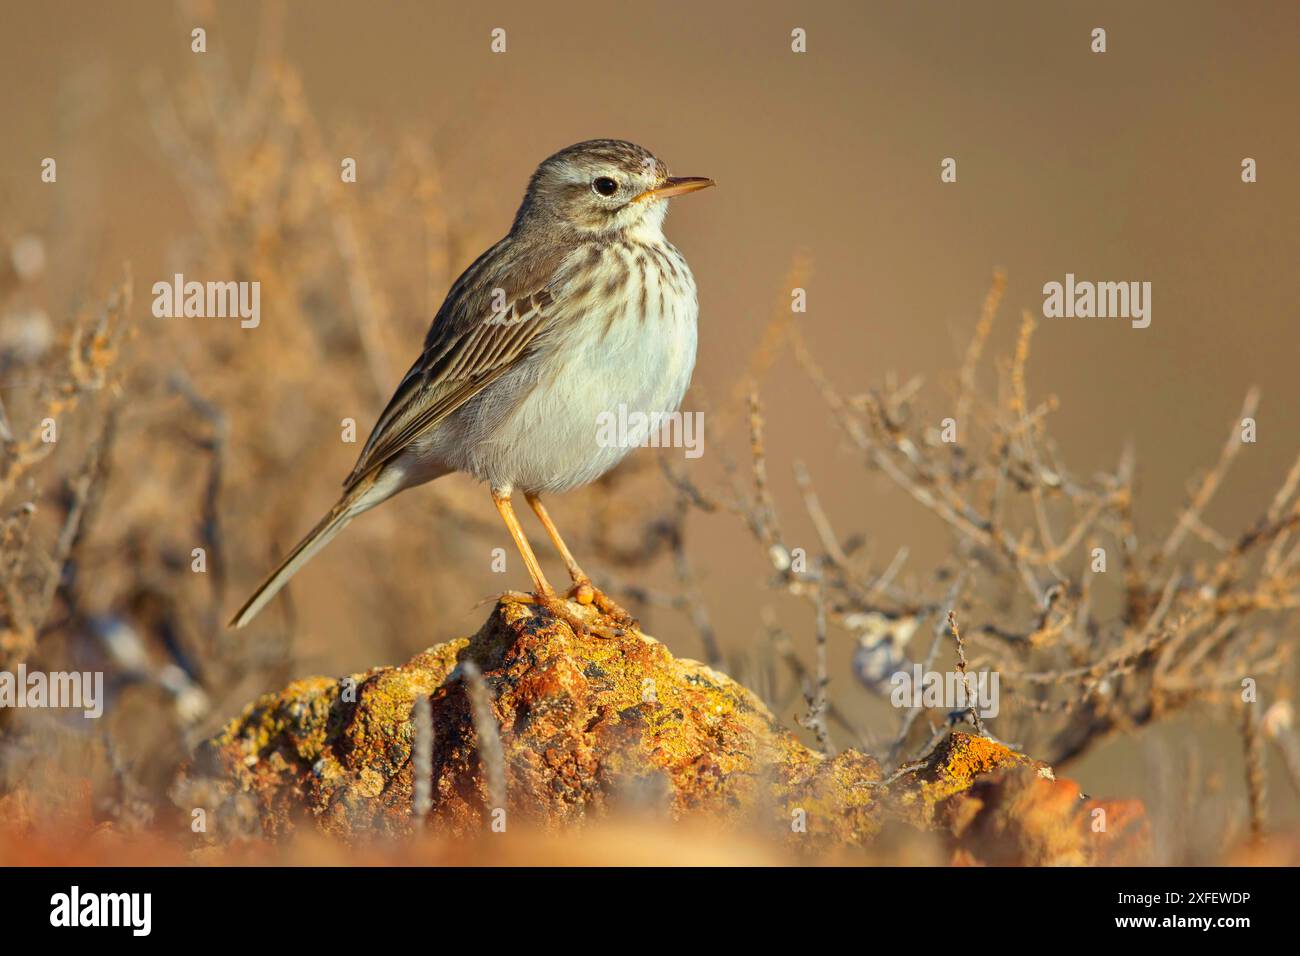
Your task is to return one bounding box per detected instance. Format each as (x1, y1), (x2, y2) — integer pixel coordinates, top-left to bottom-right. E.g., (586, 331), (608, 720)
(883, 731), (1053, 829)
(182, 598), (1146, 862)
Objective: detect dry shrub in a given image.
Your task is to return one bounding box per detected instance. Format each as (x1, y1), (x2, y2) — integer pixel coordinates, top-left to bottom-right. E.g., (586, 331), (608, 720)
(678, 274), (1298, 846)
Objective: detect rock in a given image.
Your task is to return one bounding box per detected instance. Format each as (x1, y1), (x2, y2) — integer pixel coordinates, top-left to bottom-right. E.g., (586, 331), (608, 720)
(944, 765), (1151, 866)
(182, 599), (1147, 862)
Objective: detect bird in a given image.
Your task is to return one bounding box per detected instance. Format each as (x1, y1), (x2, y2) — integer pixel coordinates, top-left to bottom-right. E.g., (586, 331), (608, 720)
(230, 139), (713, 635)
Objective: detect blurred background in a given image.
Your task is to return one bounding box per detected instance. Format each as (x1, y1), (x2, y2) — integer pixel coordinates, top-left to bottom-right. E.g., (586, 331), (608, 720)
(0, 0), (1296, 862)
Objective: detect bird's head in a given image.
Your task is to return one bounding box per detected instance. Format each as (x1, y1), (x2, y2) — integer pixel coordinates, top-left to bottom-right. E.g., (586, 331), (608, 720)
(514, 139), (713, 239)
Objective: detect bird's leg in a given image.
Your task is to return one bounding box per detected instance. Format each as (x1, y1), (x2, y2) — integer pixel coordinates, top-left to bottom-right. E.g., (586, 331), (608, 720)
(492, 487), (555, 597)
(524, 492), (638, 629)
(492, 488), (623, 639)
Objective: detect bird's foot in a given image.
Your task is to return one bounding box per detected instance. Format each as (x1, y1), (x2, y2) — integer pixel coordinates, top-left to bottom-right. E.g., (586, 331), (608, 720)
(497, 589), (537, 605)
(501, 589), (626, 640)
(567, 579), (639, 631)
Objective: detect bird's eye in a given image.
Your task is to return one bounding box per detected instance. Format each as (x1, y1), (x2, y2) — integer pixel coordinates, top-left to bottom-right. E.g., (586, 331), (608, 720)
(592, 177), (619, 197)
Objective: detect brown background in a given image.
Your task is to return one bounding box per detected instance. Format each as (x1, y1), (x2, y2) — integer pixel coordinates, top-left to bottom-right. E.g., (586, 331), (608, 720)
(2, 0), (1297, 841)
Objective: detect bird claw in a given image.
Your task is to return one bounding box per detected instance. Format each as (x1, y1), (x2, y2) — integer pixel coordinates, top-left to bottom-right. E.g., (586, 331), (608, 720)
(539, 592), (627, 640)
(500, 589), (626, 640)
(497, 590), (539, 607)
(596, 596), (639, 631)
(568, 581), (639, 631)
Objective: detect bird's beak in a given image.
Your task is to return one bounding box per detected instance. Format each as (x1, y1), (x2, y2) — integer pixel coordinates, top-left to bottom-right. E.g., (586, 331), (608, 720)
(632, 176), (715, 203)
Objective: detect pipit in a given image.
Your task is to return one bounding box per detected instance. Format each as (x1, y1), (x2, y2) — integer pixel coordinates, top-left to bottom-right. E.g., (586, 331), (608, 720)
(231, 139), (713, 635)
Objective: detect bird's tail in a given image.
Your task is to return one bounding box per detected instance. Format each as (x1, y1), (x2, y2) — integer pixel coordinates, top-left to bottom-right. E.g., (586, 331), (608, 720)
(228, 473), (381, 629)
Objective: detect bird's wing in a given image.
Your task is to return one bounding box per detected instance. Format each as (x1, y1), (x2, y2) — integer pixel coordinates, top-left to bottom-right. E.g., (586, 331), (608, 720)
(342, 238), (568, 492)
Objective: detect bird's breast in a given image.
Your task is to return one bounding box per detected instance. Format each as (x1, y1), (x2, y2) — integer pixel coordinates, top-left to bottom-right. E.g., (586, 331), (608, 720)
(562, 238), (698, 404)
(480, 239), (700, 493)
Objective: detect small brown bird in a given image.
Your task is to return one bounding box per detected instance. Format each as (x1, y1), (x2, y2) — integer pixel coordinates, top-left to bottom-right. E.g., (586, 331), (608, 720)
(231, 140), (713, 633)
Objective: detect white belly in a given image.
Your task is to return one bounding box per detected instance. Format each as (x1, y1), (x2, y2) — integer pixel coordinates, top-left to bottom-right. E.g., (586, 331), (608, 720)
(426, 240), (699, 494)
